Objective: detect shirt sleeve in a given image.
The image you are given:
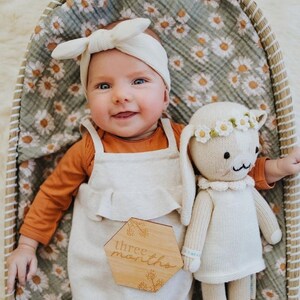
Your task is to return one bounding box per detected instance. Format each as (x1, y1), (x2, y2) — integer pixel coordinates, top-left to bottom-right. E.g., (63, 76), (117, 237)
(249, 157), (274, 190)
(20, 137), (89, 245)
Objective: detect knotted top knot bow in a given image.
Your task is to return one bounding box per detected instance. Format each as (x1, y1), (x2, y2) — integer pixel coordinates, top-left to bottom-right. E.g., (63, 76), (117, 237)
(51, 18), (171, 92)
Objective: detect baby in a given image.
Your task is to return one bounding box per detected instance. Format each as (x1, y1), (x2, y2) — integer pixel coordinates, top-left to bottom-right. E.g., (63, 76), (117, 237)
(7, 18), (300, 299)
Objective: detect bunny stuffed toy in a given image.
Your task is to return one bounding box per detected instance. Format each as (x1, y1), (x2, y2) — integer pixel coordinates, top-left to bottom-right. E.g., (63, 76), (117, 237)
(180, 102), (282, 300)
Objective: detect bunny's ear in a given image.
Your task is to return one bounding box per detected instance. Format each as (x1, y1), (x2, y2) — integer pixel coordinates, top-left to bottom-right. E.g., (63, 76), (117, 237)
(250, 109), (267, 129)
(180, 124), (197, 226)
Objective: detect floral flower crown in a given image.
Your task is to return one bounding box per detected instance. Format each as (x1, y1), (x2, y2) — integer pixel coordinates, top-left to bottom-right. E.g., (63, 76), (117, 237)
(194, 112), (259, 143)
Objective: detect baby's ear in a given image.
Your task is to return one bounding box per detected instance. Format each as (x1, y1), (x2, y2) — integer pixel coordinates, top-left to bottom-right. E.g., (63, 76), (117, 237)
(163, 89), (170, 108)
(250, 109), (267, 129)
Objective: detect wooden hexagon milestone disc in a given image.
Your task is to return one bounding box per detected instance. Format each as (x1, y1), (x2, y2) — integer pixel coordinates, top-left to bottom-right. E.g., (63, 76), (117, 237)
(104, 218), (183, 292)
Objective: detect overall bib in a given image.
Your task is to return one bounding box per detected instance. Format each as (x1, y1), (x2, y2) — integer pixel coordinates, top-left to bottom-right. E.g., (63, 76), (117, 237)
(68, 119), (193, 299)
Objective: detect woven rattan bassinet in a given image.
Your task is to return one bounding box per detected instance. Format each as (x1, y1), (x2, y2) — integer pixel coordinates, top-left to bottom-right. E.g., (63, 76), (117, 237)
(3, 0), (300, 299)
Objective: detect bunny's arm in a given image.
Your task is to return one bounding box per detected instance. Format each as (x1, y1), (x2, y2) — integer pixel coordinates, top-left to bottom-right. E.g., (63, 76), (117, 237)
(182, 190), (213, 273)
(252, 188), (282, 245)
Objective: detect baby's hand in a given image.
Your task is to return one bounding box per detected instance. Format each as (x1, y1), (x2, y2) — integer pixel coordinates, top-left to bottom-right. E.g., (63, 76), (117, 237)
(265, 146), (300, 183)
(279, 147), (300, 176)
(7, 244), (38, 293)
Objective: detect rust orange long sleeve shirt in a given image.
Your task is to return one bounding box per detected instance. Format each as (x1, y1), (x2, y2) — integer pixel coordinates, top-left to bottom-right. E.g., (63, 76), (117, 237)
(20, 121), (271, 245)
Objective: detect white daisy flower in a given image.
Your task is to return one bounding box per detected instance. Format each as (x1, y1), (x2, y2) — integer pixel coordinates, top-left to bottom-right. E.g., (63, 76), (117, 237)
(195, 126), (211, 143)
(266, 115), (277, 130)
(62, 0), (73, 10)
(208, 13), (224, 30)
(26, 61), (44, 78)
(34, 110), (55, 135)
(170, 55), (184, 71)
(242, 75), (265, 97)
(248, 111), (259, 129)
(215, 120), (233, 136)
(173, 23), (190, 39)
(237, 12), (250, 35)
(170, 95), (181, 107)
(76, 0), (94, 13)
(191, 45), (209, 64)
(252, 32), (262, 49)
(257, 101), (270, 113)
(45, 37), (63, 52)
(155, 16), (175, 35)
(235, 115), (250, 131)
(38, 76), (57, 98)
(203, 0), (220, 8)
(228, 72), (240, 88)
(120, 8), (137, 19)
(81, 22), (96, 37)
(50, 16), (64, 34)
(39, 244), (59, 261)
(65, 111), (82, 127)
(41, 142), (60, 154)
(19, 160), (36, 177)
(275, 257), (286, 276)
(97, 18), (108, 28)
(52, 264), (67, 279)
(54, 100), (67, 115)
(19, 130), (39, 148)
(48, 60), (65, 80)
(192, 73), (214, 93)
(206, 91), (219, 103)
(61, 131), (81, 144)
(212, 37), (235, 58)
(54, 229), (69, 248)
(144, 2), (159, 16)
(257, 59), (270, 80)
(197, 32), (210, 45)
(18, 200), (31, 220)
(32, 22), (47, 41)
(261, 288), (279, 300)
(176, 9), (190, 23)
(28, 268), (49, 292)
(15, 284), (31, 300)
(23, 78), (37, 93)
(182, 91), (202, 107)
(232, 56), (253, 73)
(19, 179), (33, 195)
(68, 83), (83, 96)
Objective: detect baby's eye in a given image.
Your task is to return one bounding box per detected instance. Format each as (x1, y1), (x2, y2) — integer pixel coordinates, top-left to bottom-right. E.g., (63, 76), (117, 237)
(98, 83), (110, 90)
(133, 78), (146, 85)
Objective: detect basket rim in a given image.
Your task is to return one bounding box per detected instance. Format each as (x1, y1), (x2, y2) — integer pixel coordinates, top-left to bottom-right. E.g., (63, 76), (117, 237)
(3, 0), (300, 298)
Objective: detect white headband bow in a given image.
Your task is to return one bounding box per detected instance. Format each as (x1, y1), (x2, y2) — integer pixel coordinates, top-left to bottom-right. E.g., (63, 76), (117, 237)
(51, 18), (171, 92)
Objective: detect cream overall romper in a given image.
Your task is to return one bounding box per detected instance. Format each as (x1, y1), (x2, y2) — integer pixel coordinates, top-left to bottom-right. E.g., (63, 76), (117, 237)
(68, 119), (193, 300)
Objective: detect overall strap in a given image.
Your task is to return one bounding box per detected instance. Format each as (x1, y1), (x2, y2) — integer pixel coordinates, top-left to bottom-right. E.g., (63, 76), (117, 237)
(80, 119), (104, 153)
(160, 118), (178, 151)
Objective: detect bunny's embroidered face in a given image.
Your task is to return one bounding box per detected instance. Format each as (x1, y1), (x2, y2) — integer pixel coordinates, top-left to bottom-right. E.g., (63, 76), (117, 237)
(180, 102), (267, 225)
(189, 121), (261, 181)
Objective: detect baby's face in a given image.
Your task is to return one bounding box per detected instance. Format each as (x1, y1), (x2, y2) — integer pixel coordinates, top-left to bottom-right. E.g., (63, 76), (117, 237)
(86, 49), (169, 140)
